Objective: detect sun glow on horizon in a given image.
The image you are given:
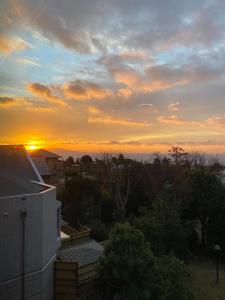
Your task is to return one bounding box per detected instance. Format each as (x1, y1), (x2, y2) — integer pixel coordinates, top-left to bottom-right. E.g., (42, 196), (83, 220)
(25, 144), (40, 151)
(25, 139), (45, 151)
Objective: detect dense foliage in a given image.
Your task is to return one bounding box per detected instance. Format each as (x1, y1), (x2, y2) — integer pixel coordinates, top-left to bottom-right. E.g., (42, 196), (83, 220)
(99, 223), (193, 300)
(60, 147), (225, 299)
(61, 148), (225, 252)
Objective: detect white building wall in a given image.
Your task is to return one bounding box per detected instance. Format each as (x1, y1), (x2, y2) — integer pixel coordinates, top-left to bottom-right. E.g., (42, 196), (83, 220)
(0, 257), (54, 300)
(41, 188), (61, 265)
(0, 186), (60, 300)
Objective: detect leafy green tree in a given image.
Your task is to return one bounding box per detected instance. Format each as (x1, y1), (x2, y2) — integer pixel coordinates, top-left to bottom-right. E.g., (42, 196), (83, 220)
(132, 184), (190, 260)
(132, 213), (190, 260)
(99, 223), (193, 300)
(99, 223), (159, 300)
(132, 214), (164, 255)
(157, 255), (194, 300)
(89, 219), (109, 241)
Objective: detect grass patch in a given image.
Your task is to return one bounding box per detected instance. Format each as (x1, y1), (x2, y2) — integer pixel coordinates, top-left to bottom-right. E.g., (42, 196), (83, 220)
(188, 260), (225, 300)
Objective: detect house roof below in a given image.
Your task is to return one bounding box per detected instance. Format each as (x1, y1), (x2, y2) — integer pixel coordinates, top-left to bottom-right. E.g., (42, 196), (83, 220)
(0, 145), (49, 197)
(30, 148), (61, 159)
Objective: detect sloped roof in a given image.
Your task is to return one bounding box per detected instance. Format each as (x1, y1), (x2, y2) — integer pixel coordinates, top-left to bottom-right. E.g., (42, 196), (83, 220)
(58, 239), (104, 266)
(31, 156), (51, 176)
(0, 145), (47, 197)
(30, 148), (61, 159)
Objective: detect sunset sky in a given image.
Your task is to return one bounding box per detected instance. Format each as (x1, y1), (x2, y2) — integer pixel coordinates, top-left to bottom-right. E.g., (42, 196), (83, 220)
(1, 0), (225, 154)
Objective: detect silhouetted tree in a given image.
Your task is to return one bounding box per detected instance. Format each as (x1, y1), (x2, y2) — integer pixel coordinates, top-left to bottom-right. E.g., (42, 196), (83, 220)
(184, 170), (225, 248)
(65, 156), (75, 167)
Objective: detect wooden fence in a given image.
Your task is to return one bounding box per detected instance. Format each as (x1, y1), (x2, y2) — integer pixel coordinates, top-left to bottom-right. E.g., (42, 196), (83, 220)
(54, 261), (78, 300)
(54, 260), (99, 299)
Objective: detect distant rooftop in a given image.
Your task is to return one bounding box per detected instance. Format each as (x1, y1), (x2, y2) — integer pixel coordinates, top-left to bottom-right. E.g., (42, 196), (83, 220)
(58, 239), (103, 267)
(31, 156), (51, 176)
(30, 148), (61, 159)
(0, 145), (48, 197)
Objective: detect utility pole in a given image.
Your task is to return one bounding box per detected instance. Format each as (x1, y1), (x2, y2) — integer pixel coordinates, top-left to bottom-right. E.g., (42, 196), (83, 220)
(214, 244), (221, 284)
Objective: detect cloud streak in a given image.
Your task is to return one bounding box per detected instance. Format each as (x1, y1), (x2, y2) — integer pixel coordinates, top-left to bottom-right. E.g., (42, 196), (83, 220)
(27, 83), (68, 107)
(0, 96), (17, 107)
(88, 105), (150, 127)
(63, 80), (112, 101)
(0, 35), (29, 53)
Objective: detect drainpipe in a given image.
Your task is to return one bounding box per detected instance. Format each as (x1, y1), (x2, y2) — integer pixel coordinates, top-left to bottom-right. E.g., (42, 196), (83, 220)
(20, 207), (27, 300)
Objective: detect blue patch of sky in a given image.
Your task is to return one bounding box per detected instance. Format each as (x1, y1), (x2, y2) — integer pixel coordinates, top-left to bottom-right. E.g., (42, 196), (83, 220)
(154, 46), (196, 67)
(1, 29), (106, 93)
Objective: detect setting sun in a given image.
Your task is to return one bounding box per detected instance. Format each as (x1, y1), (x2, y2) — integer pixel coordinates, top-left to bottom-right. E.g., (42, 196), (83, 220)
(25, 140), (44, 151)
(25, 144), (39, 151)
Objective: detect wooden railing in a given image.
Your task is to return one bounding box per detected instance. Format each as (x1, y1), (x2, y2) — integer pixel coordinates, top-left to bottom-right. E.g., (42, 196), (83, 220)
(61, 225), (92, 247)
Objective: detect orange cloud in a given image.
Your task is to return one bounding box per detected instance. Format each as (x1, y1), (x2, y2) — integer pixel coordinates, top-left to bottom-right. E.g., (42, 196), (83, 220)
(0, 96), (17, 107)
(88, 106), (150, 127)
(27, 83), (68, 107)
(26, 107), (55, 113)
(113, 67), (188, 98)
(88, 115), (150, 127)
(157, 115), (188, 125)
(168, 102), (180, 111)
(87, 106), (102, 114)
(0, 35), (29, 53)
(0, 96), (32, 108)
(64, 80), (112, 101)
(202, 116), (225, 130)
(114, 69), (140, 87)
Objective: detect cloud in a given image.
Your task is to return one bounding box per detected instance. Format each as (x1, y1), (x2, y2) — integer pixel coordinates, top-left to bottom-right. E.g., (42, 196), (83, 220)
(0, 96), (33, 108)
(138, 103), (153, 108)
(8, 0), (93, 53)
(110, 65), (188, 97)
(3, 0), (225, 57)
(27, 83), (68, 106)
(156, 114), (225, 131)
(105, 59), (225, 98)
(87, 106), (102, 114)
(168, 102), (180, 111)
(16, 56), (41, 67)
(98, 52), (149, 68)
(88, 115), (150, 127)
(203, 116), (225, 130)
(87, 105), (150, 127)
(26, 106), (55, 113)
(0, 96), (17, 107)
(0, 35), (29, 53)
(157, 115), (189, 125)
(63, 80), (112, 100)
